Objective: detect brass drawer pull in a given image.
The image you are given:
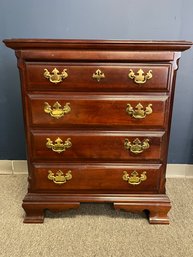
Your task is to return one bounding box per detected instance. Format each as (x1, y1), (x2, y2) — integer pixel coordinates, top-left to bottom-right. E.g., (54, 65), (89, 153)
(48, 170), (72, 185)
(128, 69), (152, 84)
(122, 171), (147, 185)
(44, 102), (71, 119)
(44, 68), (68, 84)
(124, 138), (150, 154)
(126, 103), (153, 119)
(46, 137), (72, 153)
(92, 69), (105, 82)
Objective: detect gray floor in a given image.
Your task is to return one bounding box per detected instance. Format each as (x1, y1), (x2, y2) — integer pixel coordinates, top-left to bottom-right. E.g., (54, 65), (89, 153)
(0, 175), (193, 257)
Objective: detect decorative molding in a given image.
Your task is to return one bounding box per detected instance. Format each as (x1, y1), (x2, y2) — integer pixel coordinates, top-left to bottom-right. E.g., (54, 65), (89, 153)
(173, 52), (181, 70)
(0, 161), (192, 178)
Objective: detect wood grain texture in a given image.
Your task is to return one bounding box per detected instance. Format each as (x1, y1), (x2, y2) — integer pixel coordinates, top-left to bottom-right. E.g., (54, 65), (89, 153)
(30, 163), (162, 193)
(3, 39), (192, 223)
(30, 130), (165, 162)
(25, 63), (170, 91)
(28, 94), (169, 128)
(3, 39), (192, 51)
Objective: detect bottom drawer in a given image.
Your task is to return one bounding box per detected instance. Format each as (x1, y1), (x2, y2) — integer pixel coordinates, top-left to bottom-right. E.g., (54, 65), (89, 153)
(30, 163), (163, 193)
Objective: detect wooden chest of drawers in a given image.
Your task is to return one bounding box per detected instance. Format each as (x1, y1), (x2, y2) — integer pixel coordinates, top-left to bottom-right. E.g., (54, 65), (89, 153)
(4, 39), (192, 224)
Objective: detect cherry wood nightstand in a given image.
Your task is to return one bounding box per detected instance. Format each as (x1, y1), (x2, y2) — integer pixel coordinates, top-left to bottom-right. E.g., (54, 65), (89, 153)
(4, 39), (192, 223)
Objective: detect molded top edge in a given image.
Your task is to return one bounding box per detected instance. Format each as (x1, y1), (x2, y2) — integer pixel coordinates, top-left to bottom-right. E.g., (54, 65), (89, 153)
(3, 38), (193, 51)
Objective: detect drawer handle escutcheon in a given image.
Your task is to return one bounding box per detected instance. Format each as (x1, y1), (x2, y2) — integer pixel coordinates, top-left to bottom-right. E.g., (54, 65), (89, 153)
(44, 68), (68, 84)
(122, 171), (147, 185)
(48, 170), (72, 185)
(128, 69), (152, 84)
(46, 137), (72, 153)
(126, 103), (153, 119)
(124, 138), (150, 154)
(92, 69), (105, 82)
(44, 102), (71, 119)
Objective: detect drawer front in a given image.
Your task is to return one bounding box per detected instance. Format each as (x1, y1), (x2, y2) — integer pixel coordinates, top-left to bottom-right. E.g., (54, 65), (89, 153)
(30, 130), (165, 161)
(30, 163), (162, 193)
(26, 63), (171, 91)
(28, 94), (169, 129)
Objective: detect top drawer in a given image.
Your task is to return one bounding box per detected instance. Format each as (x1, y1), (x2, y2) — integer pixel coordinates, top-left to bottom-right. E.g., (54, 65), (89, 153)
(25, 63), (171, 92)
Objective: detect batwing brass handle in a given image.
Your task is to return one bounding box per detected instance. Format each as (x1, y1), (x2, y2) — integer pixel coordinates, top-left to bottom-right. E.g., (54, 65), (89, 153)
(46, 137), (72, 153)
(48, 170), (72, 185)
(44, 68), (68, 84)
(124, 138), (150, 154)
(126, 103), (153, 119)
(92, 69), (105, 82)
(122, 171), (147, 185)
(128, 69), (152, 84)
(44, 102), (71, 119)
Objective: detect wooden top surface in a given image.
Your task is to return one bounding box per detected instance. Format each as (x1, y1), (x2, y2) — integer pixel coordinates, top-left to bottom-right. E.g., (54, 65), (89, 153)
(3, 39), (192, 51)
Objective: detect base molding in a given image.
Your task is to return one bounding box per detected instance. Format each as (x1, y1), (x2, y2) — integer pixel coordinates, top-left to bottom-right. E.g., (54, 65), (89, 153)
(114, 201), (171, 224)
(22, 201), (80, 223)
(22, 193), (171, 224)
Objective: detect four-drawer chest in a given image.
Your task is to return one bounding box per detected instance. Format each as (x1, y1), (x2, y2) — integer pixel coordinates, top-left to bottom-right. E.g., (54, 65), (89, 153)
(3, 39), (192, 224)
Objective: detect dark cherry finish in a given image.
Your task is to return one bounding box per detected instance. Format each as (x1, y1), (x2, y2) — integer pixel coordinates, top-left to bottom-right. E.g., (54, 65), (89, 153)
(31, 130), (165, 161)
(28, 94), (168, 128)
(26, 63), (171, 92)
(3, 39), (192, 224)
(31, 163), (162, 193)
